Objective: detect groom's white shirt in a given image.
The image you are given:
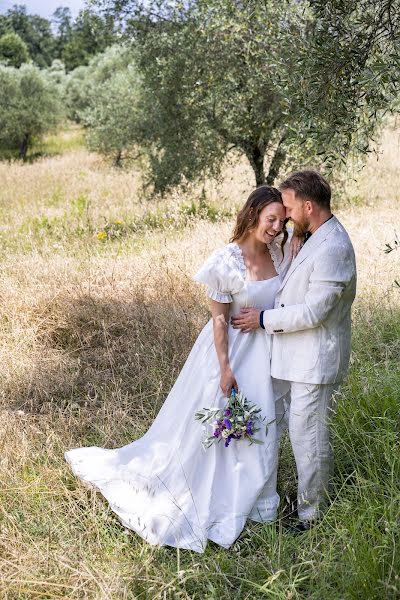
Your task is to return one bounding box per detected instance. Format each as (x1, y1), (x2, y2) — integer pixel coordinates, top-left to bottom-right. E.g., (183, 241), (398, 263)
(263, 216), (356, 384)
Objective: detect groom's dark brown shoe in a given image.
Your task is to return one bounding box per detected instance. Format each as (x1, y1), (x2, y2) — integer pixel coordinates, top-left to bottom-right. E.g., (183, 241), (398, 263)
(286, 520), (314, 534)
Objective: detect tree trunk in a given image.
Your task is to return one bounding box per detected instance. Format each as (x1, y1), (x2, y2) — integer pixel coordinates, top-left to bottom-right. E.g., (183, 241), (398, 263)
(19, 132), (30, 161)
(245, 144), (266, 186)
(114, 149), (123, 167)
(266, 136), (287, 185)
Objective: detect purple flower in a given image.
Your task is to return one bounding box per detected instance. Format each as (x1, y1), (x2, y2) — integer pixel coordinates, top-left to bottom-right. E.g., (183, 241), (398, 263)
(246, 420), (253, 435)
(224, 434), (233, 447)
(224, 409), (231, 417)
(223, 418), (232, 430)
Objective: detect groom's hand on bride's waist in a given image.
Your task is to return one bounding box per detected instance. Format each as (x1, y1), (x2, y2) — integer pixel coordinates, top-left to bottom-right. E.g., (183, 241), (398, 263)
(231, 308), (261, 332)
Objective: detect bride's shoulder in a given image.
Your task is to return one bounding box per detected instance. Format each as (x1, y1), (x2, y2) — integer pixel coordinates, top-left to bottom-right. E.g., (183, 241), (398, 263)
(221, 241), (244, 261)
(203, 242), (244, 269)
(193, 242), (246, 297)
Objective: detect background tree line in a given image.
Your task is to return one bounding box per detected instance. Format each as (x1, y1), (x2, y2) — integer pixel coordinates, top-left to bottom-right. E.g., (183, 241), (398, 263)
(0, 0), (399, 191)
(0, 4), (115, 70)
(0, 3), (117, 159)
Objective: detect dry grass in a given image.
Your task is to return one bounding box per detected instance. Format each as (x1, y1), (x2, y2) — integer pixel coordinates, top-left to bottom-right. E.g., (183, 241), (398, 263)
(0, 124), (399, 598)
(0, 129), (251, 258)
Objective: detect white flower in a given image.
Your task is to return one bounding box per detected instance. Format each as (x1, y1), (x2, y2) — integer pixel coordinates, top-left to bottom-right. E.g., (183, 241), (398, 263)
(222, 429), (230, 438)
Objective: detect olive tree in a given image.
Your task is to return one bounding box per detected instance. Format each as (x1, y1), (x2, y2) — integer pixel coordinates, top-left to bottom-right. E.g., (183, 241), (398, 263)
(0, 63), (64, 160)
(82, 63), (142, 166)
(94, 0), (400, 191)
(65, 44), (134, 121)
(281, 0), (400, 166)
(65, 45), (142, 164)
(0, 31), (30, 67)
(94, 0), (312, 191)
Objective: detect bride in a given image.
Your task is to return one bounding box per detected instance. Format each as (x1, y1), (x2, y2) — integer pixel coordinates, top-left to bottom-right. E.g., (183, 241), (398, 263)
(65, 185), (293, 553)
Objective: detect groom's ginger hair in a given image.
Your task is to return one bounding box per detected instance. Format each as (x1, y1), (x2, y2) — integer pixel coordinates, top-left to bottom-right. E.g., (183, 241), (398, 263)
(280, 170), (331, 210)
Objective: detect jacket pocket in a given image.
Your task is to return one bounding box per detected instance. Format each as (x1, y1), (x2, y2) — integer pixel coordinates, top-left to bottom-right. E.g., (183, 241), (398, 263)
(289, 327), (321, 371)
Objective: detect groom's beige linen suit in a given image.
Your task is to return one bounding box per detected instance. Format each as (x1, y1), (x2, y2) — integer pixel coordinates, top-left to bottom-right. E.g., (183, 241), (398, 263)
(262, 216), (357, 520)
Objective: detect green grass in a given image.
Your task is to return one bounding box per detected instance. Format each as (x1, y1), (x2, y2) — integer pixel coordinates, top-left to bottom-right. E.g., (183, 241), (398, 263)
(1, 304), (398, 599)
(122, 307), (400, 599)
(32, 126), (85, 156)
(0, 124), (85, 162)
(0, 194), (236, 258)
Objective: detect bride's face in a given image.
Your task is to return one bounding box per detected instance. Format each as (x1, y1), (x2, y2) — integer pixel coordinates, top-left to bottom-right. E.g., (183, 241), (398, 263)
(251, 202), (286, 245)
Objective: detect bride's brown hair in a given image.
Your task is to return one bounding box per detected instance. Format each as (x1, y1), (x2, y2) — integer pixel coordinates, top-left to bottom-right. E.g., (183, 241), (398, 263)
(230, 185), (288, 255)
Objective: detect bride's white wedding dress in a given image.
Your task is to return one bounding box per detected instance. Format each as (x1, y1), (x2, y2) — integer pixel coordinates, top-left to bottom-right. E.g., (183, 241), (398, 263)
(65, 240), (291, 552)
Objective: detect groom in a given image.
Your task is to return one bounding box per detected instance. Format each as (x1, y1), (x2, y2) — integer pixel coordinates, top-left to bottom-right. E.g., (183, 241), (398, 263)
(232, 170), (357, 528)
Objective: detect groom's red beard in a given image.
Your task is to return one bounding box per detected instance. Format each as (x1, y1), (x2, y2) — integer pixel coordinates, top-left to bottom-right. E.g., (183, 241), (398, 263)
(292, 217), (310, 237)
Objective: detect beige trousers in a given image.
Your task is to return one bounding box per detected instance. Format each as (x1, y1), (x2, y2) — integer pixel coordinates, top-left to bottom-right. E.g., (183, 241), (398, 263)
(275, 380), (339, 521)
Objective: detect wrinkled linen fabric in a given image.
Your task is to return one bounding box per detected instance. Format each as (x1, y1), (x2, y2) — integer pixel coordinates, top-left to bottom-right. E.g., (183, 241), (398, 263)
(65, 240), (290, 552)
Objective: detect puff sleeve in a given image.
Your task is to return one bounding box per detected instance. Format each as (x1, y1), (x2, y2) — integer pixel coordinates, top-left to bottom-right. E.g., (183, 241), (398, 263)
(193, 243), (246, 303)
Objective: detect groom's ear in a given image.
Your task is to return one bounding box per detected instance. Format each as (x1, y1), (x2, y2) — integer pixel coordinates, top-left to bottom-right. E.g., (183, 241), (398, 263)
(304, 199), (313, 214)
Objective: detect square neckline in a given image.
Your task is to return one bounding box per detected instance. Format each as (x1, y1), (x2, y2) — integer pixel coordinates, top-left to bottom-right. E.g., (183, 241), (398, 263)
(232, 242), (280, 283)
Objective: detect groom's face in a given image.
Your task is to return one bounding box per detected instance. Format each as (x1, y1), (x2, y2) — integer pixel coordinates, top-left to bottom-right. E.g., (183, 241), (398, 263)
(281, 189), (310, 234)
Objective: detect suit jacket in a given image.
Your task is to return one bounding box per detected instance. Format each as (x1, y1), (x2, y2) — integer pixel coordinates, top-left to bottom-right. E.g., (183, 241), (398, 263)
(263, 216), (357, 384)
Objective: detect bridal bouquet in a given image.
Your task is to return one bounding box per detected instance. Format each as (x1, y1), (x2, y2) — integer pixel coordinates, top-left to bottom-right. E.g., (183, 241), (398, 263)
(195, 388), (267, 449)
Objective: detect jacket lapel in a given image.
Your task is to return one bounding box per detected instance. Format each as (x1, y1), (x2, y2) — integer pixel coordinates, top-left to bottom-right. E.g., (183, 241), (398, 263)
(278, 216), (339, 291)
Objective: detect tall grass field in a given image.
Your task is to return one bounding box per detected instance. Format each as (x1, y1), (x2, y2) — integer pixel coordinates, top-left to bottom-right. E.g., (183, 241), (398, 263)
(0, 123), (399, 599)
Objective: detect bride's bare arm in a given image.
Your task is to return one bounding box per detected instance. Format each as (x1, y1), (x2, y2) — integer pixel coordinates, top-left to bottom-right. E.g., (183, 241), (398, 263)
(209, 299), (238, 397)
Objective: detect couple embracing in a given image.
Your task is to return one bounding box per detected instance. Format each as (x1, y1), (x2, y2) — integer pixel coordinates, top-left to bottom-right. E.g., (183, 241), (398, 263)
(66, 170), (357, 553)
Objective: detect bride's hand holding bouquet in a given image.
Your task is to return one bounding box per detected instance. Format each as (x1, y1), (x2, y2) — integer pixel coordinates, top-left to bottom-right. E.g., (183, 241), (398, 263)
(220, 365), (238, 398)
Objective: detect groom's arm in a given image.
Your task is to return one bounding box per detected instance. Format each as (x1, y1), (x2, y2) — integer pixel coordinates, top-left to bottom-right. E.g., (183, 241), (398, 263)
(232, 244), (356, 333)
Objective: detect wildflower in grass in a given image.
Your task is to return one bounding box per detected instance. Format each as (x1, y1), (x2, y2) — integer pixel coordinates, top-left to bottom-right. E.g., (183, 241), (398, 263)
(97, 230), (107, 241)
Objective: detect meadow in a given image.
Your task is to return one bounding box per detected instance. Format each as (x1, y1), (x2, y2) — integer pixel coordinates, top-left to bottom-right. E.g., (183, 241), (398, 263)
(0, 122), (399, 599)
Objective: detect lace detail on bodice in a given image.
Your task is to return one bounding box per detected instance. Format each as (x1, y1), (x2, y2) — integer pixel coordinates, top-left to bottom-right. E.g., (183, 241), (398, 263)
(268, 230), (293, 281)
(267, 239), (284, 276)
(225, 243), (246, 279)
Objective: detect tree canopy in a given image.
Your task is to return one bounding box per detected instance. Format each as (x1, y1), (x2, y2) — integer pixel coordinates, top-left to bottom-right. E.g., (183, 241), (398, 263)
(0, 31), (30, 67)
(0, 5), (56, 67)
(90, 0), (400, 190)
(289, 0), (400, 166)
(90, 0), (317, 190)
(0, 4), (117, 70)
(66, 45), (142, 165)
(0, 63), (64, 159)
